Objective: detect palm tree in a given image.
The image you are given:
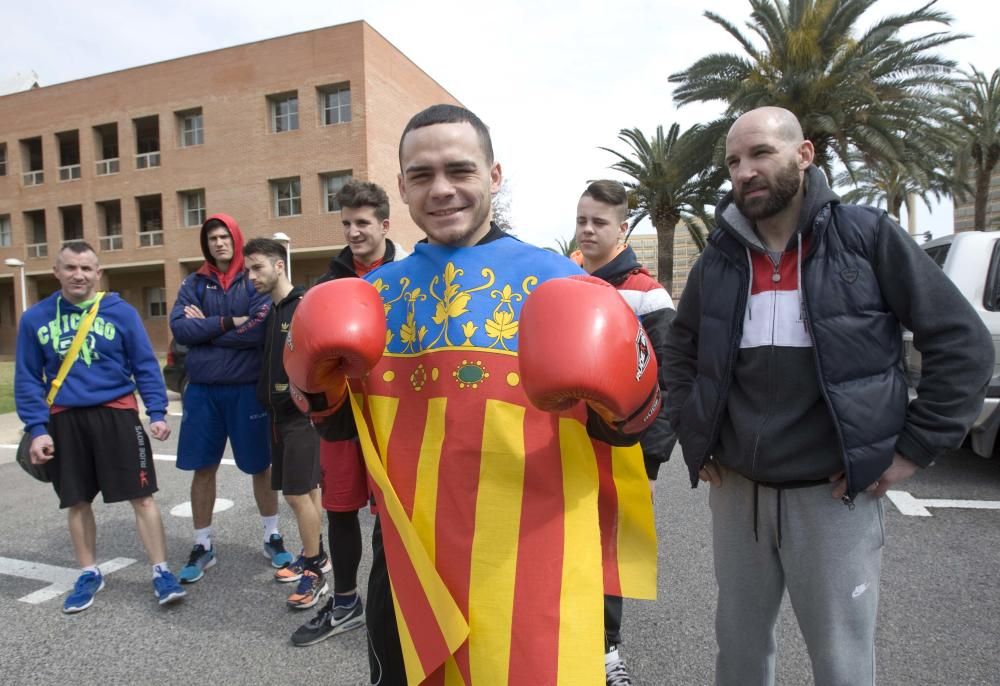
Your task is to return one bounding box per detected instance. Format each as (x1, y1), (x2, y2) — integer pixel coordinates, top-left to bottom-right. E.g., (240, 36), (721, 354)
(602, 124), (724, 296)
(835, 148), (962, 222)
(554, 235), (578, 257)
(944, 67), (1000, 231)
(668, 0), (964, 178)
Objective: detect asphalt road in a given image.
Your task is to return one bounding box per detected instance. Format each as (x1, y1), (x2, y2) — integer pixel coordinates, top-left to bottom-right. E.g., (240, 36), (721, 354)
(1, 414), (999, 685)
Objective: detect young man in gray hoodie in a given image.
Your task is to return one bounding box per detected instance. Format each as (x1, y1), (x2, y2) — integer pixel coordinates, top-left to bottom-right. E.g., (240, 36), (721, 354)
(663, 106), (993, 686)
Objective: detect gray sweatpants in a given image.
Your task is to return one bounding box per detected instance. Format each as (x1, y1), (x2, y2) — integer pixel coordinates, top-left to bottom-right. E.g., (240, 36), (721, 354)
(709, 468), (884, 686)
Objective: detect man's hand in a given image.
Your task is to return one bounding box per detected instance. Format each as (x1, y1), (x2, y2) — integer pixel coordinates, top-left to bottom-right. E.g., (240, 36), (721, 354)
(183, 304), (205, 319)
(30, 435), (55, 464)
(830, 452), (919, 499)
(231, 316), (248, 327)
(698, 460), (722, 487)
(149, 420), (170, 441)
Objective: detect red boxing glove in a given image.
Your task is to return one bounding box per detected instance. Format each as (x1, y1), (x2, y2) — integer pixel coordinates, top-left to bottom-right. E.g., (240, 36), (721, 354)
(283, 278), (386, 414)
(519, 275), (660, 435)
(289, 381), (346, 422)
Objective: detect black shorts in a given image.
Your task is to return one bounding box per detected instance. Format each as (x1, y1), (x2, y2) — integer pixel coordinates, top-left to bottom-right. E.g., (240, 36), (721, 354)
(270, 413), (321, 496)
(48, 406), (158, 509)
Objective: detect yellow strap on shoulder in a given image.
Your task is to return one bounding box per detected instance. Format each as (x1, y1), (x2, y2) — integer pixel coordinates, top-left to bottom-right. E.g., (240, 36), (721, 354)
(47, 292), (105, 407)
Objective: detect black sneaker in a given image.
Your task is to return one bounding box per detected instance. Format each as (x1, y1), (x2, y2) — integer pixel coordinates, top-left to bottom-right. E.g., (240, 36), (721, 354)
(290, 594), (365, 647)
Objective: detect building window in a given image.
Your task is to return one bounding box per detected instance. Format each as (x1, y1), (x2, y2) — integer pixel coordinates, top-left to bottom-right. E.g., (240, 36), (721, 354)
(0, 144), (6, 176)
(269, 92), (299, 133)
(179, 189), (206, 227)
(178, 108), (204, 147)
(57, 130), (81, 181)
(0, 215), (10, 247)
(146, 287), (168, 318)
(60, 205), (84, 245)
(20, 137), (44, 185)
(321, 171), (352, 212)
(94, 123), (120, 175)
(134, 115), (160, 169)
(24, 209), (47, 258)
(318, 84), (351, 126)
(137, 194), (164, 247)
(272, 177), (302, 217)
(97, 200), (123, 251)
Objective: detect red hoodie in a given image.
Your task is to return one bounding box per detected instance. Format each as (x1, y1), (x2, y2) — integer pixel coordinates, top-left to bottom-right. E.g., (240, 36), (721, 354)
(196, 212), (246, 291)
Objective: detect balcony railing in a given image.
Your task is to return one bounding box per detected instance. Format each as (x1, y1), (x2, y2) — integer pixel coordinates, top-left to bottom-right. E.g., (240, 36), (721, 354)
(138, 230), (163, 247)
(136, 151), (161, 169)
(59, 164), (81, 181)
(99, 235), (124, 251)
(27, 242), (48, 258)
(96, 158), (119, 175)
(23, 170), (43, 186)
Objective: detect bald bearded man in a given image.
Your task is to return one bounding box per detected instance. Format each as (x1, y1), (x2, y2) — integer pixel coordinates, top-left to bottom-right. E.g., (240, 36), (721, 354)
(663, 106), (993, 685)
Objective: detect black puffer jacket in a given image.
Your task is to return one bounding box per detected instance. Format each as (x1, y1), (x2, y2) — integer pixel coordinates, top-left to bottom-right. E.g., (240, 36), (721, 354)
(664, 167), (993, 499)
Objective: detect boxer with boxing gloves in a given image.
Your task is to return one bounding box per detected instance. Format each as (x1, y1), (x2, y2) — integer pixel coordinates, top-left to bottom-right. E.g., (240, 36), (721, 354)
(285, 104), (658, 686)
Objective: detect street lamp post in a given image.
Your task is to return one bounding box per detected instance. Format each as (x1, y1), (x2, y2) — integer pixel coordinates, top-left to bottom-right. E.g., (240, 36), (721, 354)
(272, 232), (291, 283)
(4, 258), (27, 313)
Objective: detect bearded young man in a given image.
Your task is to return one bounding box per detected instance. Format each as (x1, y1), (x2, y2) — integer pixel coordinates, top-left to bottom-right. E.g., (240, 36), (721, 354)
(662, 106), (993, 685)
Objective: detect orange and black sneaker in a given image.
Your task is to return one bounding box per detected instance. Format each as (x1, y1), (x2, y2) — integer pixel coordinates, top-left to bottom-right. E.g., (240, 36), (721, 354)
(275, 551), (332, 583)
(287, 569), (329, 610)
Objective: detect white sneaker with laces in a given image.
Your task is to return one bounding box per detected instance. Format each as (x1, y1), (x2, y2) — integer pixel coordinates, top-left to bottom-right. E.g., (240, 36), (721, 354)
(605, 644), (633, 686)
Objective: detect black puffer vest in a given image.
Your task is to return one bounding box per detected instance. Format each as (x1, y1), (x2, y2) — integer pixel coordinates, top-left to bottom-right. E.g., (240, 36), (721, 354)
(680, 203), (908, 499)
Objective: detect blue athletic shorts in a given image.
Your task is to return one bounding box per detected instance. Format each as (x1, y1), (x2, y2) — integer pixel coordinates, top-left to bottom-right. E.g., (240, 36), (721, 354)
(176, 382), (271, 474)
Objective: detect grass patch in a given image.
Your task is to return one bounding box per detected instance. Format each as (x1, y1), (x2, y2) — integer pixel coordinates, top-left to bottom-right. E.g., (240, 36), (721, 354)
(0, 361), (13, 414)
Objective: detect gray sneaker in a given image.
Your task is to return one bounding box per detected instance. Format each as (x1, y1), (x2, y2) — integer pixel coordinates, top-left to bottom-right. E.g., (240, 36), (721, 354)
(291, 594), (364, 647)
(605, 644), (633, 686)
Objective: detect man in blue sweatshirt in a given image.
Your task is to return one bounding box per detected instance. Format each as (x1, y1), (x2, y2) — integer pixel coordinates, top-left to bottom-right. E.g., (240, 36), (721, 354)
(15, 241), (186, 613)
(170, 213), (287, 583)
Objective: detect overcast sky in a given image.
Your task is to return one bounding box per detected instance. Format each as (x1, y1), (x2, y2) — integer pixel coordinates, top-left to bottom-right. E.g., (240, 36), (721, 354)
(5, 0), (997, 248)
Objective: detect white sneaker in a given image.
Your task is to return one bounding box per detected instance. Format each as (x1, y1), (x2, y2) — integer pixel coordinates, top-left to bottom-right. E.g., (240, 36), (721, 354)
(605, 644), (633, 686)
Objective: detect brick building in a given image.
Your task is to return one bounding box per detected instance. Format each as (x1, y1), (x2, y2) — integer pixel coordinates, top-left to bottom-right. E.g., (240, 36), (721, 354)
(0, 21), (460, 353)
(627, 223), (704, 302)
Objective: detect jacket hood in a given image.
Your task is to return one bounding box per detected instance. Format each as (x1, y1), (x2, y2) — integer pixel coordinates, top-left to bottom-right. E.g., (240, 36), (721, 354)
(55, 290), (124, 311)
(197, 213), (246, 291)
(716, 165), (840, 253)
(324, 239), (407, 280)
(589, 245), (650, 284)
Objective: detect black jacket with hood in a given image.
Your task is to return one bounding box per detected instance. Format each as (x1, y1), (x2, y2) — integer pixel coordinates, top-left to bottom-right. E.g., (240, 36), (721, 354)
(663, 166), (993, 499)
(318, 240), (405, 283)
(257, 286), (307, 420)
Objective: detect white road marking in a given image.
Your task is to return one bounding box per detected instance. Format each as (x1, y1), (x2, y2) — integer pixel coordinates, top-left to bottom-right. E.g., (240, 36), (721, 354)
(886, 490), (1000, 517)
(0, 556), (136, 604)
(169, 498), (235, 518)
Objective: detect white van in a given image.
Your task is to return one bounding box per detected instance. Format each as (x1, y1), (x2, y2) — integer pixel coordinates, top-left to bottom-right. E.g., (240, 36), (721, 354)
(903, 231), (1000, 457)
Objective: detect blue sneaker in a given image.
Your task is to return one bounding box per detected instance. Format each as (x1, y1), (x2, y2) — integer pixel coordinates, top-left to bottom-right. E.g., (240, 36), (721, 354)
(63, 570), (105, 614)
(153, 570), (186, 605)
(263, 534), (294, 568)
(179, 544), (216, 584)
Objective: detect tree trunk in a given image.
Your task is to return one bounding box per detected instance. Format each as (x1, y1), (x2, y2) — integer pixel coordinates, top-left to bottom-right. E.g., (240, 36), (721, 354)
(654, 215), (678, 298)
(905, 194), (918, 236)
(889, 193), (904, 223)
(974, 167), (990, 231)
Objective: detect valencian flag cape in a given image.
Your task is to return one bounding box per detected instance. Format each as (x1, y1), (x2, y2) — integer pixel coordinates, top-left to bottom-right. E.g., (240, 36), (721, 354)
(350, 237), (657, 685)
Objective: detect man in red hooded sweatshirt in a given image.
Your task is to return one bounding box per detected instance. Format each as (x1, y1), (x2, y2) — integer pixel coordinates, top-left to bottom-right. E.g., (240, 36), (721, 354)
(169, 214), (289, 583)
